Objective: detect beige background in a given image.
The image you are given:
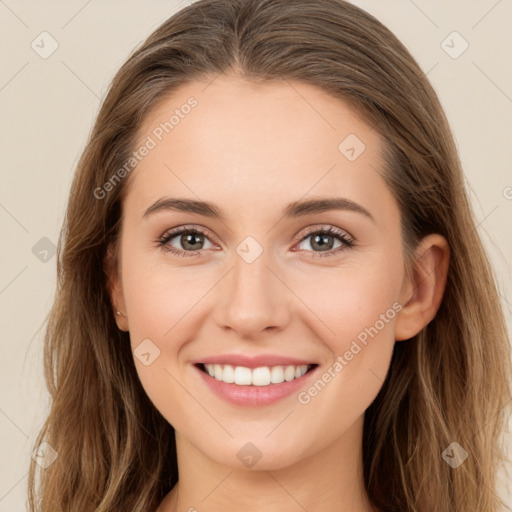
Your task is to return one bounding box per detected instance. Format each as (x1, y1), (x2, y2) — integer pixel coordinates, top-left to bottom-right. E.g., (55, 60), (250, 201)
(1, 0), (511, 510)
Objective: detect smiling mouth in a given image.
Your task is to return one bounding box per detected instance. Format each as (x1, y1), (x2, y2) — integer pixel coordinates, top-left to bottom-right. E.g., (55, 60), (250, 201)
(195, 362), (318, 386)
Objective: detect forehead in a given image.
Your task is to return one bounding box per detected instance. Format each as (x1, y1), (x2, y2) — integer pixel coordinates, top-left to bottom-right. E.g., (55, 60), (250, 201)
(126, 74), (394, 222)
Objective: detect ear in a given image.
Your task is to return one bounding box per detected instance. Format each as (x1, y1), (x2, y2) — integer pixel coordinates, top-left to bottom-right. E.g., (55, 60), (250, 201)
(104, 242), (129, 332)
(395, 234), (450, 341)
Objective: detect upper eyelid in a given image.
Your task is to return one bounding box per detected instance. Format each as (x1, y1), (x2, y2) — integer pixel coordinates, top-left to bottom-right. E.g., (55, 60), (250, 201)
(162, 225), (215, 242)
(294, 225), (353, 241)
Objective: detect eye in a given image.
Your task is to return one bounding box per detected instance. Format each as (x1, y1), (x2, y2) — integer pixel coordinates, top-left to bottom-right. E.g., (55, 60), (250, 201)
(157, 225), (355, 259)
(158, 225), (216, 257)
(294, 226), (354, 258)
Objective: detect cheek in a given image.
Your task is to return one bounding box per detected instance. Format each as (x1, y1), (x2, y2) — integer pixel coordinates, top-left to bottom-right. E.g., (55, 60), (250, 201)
(119, 249), (202, 428)
(291, 248), (403, 400)
(294, 250), (403, 348)
(291, 263), (401, 443)
(120, 239), (209, 343)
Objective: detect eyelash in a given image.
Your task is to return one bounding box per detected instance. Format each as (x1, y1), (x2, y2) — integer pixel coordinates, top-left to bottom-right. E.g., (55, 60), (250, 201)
(157, 225), (355, 259)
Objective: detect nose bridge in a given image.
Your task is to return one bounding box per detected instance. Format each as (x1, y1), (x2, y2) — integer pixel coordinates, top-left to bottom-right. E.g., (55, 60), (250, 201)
(215, 240), (290, 337)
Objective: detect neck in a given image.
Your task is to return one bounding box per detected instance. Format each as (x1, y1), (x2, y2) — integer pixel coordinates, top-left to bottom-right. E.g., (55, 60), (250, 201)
(158, 416), (376, 512)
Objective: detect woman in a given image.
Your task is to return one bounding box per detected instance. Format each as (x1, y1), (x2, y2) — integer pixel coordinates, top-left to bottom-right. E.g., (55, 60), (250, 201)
(28, 0), (511, 511)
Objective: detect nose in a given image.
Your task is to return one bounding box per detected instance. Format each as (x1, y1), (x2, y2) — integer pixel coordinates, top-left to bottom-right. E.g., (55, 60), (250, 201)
(213, 247), (292, 340)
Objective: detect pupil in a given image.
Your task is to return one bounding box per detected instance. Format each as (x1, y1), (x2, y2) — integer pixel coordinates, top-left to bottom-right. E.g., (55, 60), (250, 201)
(312, 234), (333, 251)
(183, 233), (202, 250)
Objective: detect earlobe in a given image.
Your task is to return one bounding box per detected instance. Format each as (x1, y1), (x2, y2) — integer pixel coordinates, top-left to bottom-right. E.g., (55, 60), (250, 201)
(104, 243), (129, 331)
(395, 234), (450, 341)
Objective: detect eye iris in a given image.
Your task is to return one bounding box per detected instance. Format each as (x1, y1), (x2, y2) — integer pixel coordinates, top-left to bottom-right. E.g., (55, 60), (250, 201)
(181, 233), (203, 250)
(311, 233), (334, 251)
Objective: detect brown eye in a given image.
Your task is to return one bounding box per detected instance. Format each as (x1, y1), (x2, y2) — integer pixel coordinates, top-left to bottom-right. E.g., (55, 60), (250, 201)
(295, 227), (354, 258)
(158, 227), (215, 257)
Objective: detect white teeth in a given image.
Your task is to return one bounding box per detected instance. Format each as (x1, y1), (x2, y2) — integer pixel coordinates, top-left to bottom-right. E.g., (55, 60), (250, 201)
(213, 364), (223, 381)
(270, 366), (284, 384)
(202, 363), (310, 386)
(234, 366), (252, 385)
(222, 364), (235, 383)
(284, 365), (296, 382)
(252, 367), (271, 386)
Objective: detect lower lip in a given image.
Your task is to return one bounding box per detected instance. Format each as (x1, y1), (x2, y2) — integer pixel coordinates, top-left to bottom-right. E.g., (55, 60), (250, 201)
(194, 364), (318, 407)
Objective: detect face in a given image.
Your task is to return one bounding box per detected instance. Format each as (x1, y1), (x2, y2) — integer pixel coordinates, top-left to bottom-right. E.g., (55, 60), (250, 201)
(109, 74), (412, 470)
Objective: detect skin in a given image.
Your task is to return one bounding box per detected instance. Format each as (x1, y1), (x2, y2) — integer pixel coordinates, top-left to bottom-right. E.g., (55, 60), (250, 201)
(106, 74), (449, 512)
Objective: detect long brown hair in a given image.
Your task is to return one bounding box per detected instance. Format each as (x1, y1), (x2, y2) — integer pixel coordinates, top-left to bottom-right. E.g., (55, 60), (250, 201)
(28, 1), (511, 511)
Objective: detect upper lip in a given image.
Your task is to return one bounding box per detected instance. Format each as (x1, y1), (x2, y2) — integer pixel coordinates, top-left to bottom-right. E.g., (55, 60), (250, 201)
(193, 354), (317, 368)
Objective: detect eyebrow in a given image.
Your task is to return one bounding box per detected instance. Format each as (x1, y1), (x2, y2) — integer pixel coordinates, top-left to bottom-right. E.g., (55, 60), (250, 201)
(142, 196), (375, 223)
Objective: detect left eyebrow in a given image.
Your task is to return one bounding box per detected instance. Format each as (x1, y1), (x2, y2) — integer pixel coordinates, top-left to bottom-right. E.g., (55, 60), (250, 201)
(142, 196), (375, 224)
(282, 197), (375, 224)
